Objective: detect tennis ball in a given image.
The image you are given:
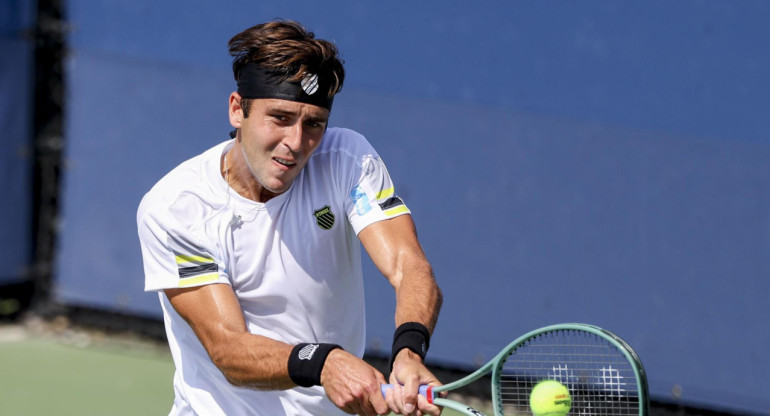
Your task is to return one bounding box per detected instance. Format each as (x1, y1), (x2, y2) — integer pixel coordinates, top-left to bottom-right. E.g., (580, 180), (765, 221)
(529, 380), (572, 416)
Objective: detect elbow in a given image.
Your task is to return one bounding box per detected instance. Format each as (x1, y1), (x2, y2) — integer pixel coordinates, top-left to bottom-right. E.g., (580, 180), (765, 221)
(216, 362), (268, 390)
(223, 372), (249, 388)
(208, 347), (254, 388)
(209, 349), (248, 387)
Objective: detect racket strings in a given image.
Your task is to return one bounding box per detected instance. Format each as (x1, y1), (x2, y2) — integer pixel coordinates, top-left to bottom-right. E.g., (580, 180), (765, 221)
(495, 330), (640, 416)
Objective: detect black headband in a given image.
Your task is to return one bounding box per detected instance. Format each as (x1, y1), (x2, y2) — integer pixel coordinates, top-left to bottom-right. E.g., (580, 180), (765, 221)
(237, 62), (335, 110)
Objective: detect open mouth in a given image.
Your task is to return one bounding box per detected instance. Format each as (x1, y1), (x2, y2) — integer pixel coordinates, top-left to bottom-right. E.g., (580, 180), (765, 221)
(274, 157), (296, 168)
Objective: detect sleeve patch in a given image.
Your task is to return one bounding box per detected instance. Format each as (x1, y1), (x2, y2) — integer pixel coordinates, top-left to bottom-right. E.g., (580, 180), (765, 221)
(168, 233), (220, 287)
(350, 185), (373, 215)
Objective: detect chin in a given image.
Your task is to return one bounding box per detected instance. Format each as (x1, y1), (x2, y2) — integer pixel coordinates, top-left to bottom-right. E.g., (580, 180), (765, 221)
(264, 182), (290, 194)
(255, 174), (290, 195)
(267, 175), (298, 193)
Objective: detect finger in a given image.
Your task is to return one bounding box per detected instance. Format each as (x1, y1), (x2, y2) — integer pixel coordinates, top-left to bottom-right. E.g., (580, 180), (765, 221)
(402, 378), (420, 415)
(348, 379), (382, 416)
(390, 384), (409, 415)
(416, 394), (442, 416)
(352, 396), (377, 416)
(370, 393), (390, 416)
(370, 370), (392, 415)
(382, 384), (401, 414)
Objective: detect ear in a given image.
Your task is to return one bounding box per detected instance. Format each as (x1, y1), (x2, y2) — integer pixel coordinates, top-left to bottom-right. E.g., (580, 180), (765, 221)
(229, 92), (244, 128)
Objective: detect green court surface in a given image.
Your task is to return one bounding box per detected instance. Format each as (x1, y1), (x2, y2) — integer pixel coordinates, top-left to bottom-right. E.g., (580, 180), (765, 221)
(0, 325), (476, 416)
(0, 328), (175, 415)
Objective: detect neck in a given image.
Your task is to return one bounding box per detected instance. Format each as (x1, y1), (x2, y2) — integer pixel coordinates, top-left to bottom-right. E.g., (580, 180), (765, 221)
(223, 145), (275, 203)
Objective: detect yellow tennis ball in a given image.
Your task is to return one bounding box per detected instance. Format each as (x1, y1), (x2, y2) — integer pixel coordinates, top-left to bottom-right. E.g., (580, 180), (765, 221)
(529, 380), (572, 416)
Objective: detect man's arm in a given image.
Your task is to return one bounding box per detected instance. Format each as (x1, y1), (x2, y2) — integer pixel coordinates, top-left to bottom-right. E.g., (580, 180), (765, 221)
(358, 214), (443, 416)
(358, 214), (441, 330)
(165, 284), (294, 389)
(165, 283), (390, 415)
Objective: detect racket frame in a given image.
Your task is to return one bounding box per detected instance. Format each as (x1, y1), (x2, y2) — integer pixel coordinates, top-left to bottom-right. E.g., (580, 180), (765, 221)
(430, 323), (649, 416)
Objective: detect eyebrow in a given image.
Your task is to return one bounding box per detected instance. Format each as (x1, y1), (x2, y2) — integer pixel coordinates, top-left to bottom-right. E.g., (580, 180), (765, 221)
(267, 108), (296, 116)
(268, 107), (328, 123)
(306, 114), (329, 124)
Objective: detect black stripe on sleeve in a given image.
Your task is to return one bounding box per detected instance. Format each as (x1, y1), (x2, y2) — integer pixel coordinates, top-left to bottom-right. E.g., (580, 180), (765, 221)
(379, 196), (405, 211)
(178, 263), (218, 278)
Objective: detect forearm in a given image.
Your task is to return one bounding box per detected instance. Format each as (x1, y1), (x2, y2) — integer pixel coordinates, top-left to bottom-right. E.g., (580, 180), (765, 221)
(358, 215), (443, 415)
(166, 285), (296, 390)
(393, 254), (442, 333)
(205, 329), (295, 390)
(389, 259), (444, 416)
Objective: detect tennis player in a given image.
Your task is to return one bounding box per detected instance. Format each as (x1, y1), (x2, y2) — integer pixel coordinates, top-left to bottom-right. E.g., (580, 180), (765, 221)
(137, 20), (443, 416)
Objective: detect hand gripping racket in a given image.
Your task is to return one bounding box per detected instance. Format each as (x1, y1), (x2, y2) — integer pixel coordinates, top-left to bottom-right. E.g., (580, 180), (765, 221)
(382, 323), (649, 416)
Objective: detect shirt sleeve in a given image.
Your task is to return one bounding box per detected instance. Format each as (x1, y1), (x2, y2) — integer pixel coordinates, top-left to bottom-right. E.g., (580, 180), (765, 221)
(346, 152), (411, 234)
(138, 203), (230, 292)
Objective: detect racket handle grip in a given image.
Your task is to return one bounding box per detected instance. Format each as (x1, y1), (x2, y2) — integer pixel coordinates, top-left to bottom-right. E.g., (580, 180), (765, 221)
(380, 384), (435, 403)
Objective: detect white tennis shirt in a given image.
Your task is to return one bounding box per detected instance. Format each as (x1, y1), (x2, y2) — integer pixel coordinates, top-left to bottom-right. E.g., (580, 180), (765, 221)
(137, 127), (410, 415)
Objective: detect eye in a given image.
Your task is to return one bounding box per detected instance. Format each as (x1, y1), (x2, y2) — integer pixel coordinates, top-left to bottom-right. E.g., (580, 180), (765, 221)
(306, 119), (327, 129)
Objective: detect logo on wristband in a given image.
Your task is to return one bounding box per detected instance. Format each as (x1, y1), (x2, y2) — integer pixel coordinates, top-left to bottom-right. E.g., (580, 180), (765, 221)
(298, 344), (320, 360)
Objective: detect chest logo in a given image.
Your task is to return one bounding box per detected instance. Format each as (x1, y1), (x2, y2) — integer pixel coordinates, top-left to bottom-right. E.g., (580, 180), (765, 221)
(313, 205), (335, 230)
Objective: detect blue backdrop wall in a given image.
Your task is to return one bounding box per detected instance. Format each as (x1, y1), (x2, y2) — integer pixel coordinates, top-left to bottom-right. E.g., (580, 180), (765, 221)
(0, 0), (35, 285)
(54, 2), (770, 414)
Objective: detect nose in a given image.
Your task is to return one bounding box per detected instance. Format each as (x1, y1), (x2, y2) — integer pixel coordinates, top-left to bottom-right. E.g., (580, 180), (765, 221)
(282, 123), (303, 153)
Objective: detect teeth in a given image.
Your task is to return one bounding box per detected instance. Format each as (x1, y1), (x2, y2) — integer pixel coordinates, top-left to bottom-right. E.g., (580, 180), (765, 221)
(275, 158), (295, 166)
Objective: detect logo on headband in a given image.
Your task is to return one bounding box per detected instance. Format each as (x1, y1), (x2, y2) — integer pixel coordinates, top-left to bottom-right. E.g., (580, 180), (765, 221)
(301, 73), (320, 95)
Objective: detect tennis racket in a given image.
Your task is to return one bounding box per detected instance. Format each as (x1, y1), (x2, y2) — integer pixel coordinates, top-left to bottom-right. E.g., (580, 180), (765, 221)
(382, 323), (648, 416)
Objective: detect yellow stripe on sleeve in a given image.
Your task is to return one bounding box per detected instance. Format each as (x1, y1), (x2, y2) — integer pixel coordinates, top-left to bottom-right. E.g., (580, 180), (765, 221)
(375, 187), (394, 200)
(384, 205), (409, 217)
(177, 273), (219, 287)
(175, 254), (214, 264)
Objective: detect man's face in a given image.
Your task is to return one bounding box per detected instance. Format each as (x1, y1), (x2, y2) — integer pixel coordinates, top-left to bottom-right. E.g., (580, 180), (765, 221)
(229, 93), (329, 196)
